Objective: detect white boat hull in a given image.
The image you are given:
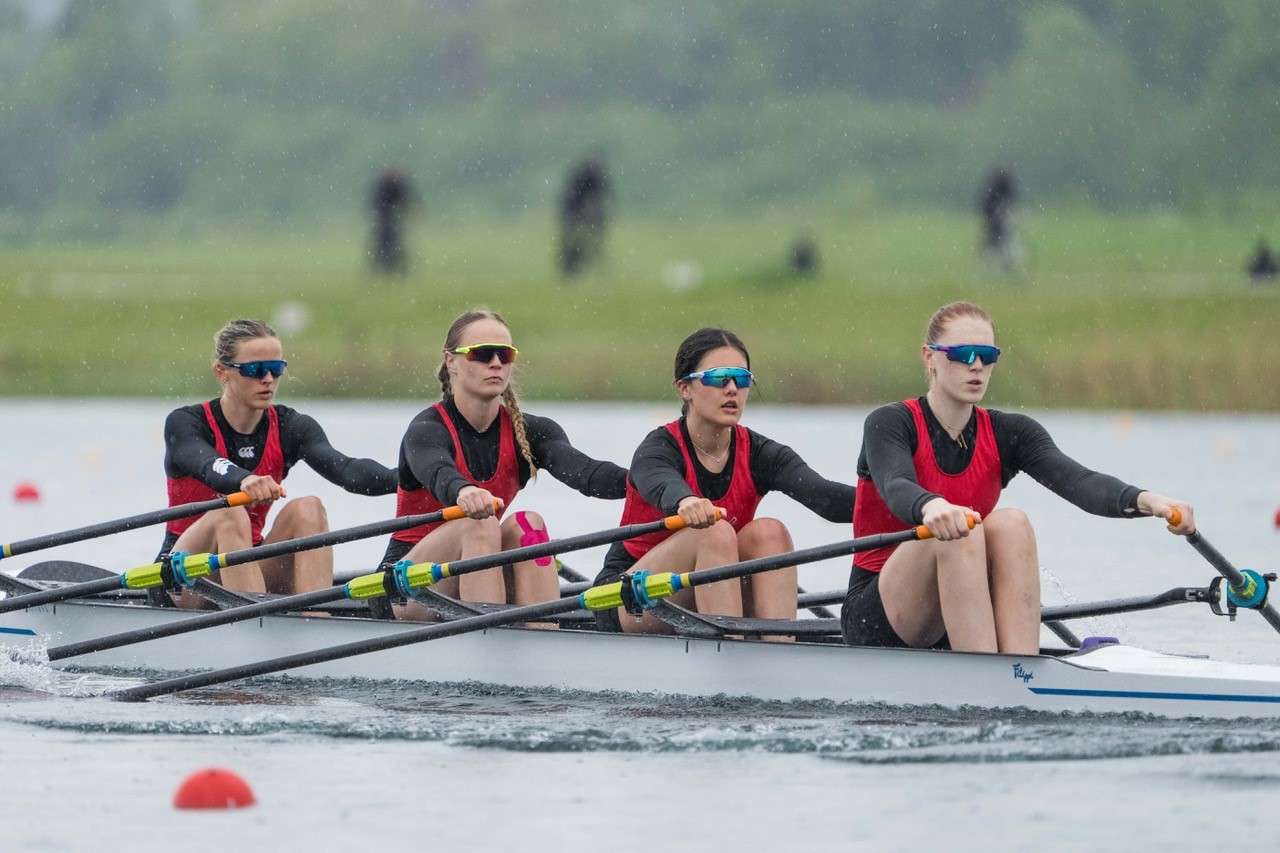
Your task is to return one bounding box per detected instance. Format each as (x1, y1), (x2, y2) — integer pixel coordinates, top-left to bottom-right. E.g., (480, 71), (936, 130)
(5, 599), (1280, 719)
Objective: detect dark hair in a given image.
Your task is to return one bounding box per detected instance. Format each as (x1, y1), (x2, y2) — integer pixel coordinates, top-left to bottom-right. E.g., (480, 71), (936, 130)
(673, 328), (751, 416)
(437, 307), (537, 479)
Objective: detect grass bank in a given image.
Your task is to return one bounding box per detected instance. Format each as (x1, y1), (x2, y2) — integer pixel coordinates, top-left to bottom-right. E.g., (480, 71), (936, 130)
(0, 211), (1276, 410)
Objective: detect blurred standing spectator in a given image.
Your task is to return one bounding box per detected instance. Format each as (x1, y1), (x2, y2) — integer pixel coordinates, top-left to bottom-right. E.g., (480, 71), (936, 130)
(370, 166), (419, 275)
(789, 234), (819, 278)
(1248, 239), (1277, 281)
(979, 166), (1023, 274)
(560, 156), (612, 278)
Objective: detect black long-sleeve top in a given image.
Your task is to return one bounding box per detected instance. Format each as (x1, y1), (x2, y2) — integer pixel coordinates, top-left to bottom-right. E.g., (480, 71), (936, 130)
(398, 398), (627, 503)
(598, 419), (855, 578)
(163, 400), (397, 496)
(858, 397), (1144, 525)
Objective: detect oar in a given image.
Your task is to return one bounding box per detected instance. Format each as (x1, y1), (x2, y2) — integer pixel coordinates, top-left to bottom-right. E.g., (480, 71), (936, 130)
(49, 514), (696, 661)
(113, 521), (952, 702)
(0, 492), (253, 561)
(0, 506), (470, 615)
(1171, 510), (1280, 635)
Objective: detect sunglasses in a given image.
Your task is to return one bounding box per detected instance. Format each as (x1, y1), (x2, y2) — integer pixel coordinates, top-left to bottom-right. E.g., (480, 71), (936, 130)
(681, 367), (754, 388)
(927, 344), (1002, 365)
(221, 359), (288, 379)
(451, 343), (519, 364)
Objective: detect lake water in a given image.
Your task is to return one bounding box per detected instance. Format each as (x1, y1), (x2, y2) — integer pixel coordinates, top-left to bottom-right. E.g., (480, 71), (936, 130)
(3, 399), (1280, 850)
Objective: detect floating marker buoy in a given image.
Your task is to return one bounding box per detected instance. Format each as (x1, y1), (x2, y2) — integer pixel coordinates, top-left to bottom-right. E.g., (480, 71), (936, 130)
(12, 482), (40, 503)
(173, 767), (256, 809)
(1273, 508), (1280, 529)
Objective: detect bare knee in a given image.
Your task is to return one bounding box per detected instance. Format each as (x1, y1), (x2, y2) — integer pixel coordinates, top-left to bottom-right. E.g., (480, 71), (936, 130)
(736, 517), (792, 556)
(205, 507), (252, 541)
(501, 510), (545, 545)
(464, 515), (503, 549)
(283, 496), (328, 533)
(696, 520), (739, 558)
(984, 508), (1035, 544)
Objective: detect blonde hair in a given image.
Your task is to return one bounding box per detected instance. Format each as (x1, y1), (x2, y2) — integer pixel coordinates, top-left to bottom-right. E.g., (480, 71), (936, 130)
(924, 301), (993, 345)
(437, 308), (537, 480)
(213, 319), (278, 364)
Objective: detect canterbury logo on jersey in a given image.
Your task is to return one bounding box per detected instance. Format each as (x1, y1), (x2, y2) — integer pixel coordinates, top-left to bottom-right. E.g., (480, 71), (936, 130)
(211, 457), (232, 475)
(238, 447), (256, 459)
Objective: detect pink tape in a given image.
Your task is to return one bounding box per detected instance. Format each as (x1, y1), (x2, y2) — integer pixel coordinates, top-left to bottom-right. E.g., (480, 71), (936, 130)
(515, 511), (552, 567)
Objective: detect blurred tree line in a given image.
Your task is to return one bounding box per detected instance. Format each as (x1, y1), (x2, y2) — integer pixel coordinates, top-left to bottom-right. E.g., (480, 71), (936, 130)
(0, 0), (1276, 239)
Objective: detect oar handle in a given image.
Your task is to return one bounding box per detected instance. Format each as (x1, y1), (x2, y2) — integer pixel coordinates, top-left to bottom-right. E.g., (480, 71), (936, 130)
(912, 514), (977, 540)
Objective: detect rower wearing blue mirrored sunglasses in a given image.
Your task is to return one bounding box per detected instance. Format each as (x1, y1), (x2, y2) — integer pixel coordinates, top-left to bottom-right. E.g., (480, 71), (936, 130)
(925, 344), (1000, 365)
(680, 366), (754, 388)
(160, 319), (397, 611)
(220, 359), (288, 379)
(844, 301), (1196, 662)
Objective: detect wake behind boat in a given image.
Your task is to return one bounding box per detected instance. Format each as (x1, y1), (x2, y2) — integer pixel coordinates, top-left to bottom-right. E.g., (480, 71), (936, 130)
(4, 564), (1280, 720)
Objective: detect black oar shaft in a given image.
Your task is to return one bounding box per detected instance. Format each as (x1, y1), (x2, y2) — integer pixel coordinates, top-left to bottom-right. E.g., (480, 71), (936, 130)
(1, 494), (246, 559)
(113, 524), (930, 701)
(47, 587), (346, 661)
(53, 517), (685, 661)
(1186, 531), (1280, 635)
(114, 598), (576, 701)
(0, 576), (124, 613)
(0, 508), (454, 615)
(215, 510), (450, 569)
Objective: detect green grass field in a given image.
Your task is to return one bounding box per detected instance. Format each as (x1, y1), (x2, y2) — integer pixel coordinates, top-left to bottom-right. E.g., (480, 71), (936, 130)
(1, 211), (1276, 410)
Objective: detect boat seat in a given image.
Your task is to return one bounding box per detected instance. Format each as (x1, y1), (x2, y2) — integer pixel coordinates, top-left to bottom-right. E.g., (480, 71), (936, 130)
(649, 600), (842, 640)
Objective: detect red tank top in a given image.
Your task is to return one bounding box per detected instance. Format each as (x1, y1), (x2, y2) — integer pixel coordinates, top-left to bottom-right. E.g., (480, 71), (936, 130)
(166, 403), (285, 545)
(853, 398), (1002, 571)
(391, 402), (522, 544)
(620, 420), (763, 559)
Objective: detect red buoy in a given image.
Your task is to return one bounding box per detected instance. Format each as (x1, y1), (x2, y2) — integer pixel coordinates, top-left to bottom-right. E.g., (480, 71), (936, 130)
(12, 482), (40, 503)
(1273, 507), (1280, 529)
(173, 767), (256, 809)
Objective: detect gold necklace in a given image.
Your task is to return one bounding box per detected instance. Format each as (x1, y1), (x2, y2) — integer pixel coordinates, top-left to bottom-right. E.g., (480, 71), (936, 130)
(935, 411), (971, 450)
(689, 436), (729, 465)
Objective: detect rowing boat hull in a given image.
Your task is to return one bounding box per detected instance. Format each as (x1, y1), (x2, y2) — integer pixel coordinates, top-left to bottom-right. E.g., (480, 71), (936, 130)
(5, 599), (1280, 719)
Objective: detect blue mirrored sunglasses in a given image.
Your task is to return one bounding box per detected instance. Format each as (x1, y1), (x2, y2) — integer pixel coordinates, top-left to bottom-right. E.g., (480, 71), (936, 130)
(681, 367), (754, 388)
(221, 359), (288, 379)
(927, 344), (1001, 365)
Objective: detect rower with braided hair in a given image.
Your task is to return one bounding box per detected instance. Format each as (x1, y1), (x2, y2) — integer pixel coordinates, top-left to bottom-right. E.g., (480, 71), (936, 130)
(377, 308), (627, 620)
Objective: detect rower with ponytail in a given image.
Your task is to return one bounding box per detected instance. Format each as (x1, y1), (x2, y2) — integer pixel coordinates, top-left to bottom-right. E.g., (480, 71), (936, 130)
(378, 308), (627, 620)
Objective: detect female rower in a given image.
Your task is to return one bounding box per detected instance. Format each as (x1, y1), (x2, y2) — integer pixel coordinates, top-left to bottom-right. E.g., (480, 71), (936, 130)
(160, 319), (397, 607)
(379, 308), (626, 620)
(843, 301), (1196, 654)
(593, 328), (854, 641)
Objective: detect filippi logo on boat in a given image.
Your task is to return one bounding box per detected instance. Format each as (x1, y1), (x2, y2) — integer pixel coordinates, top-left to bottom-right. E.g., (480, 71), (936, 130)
(1012, 663), (1034, 683)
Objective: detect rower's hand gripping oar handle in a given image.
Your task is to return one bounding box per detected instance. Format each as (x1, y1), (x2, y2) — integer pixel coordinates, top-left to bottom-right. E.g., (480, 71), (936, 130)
(912, 514), (977, 541)
(597, 513), (971, 616)
(343, 507), (701, 601)
(119, 503), (471, 593)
